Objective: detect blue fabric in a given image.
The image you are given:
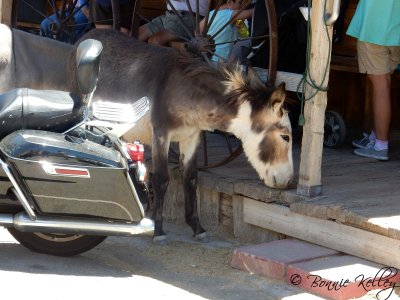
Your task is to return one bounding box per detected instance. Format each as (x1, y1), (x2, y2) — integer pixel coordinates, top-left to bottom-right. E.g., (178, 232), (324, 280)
(95, 0), (130, 6)
(40, 4), (90, 43)
(78, 0), (89, 7)
(346, 0), (400, 46)
(207, 9), (237, 62)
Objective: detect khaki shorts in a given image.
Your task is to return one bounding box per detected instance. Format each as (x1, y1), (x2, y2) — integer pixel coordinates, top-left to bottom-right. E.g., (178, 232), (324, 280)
(357, 40), (400, 75)
(144, 11), (195, 41)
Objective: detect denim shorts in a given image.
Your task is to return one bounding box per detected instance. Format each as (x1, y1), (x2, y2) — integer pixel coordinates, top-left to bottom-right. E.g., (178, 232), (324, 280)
(144, 11), (195, 41)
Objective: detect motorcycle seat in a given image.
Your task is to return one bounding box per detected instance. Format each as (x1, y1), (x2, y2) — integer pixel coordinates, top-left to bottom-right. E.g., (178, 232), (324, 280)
(0, 88), (84, 140)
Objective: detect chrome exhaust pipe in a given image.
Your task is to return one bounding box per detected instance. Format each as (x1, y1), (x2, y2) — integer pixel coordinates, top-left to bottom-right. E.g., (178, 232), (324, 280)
(0, 212), (154, 236)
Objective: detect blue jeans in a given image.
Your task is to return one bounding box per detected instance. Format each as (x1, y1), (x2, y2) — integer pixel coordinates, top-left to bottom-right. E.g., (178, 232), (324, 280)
(40, 10), (90, 43)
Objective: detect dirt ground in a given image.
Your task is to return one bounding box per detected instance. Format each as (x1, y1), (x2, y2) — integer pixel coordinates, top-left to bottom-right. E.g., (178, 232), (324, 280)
(2, 222), (399, 299)
(86, 222), (309, 300)
(0, 223), (313, 300)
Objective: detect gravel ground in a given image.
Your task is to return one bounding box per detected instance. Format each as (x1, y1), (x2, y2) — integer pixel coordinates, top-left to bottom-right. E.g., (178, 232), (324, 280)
(85, 222), (310, 300)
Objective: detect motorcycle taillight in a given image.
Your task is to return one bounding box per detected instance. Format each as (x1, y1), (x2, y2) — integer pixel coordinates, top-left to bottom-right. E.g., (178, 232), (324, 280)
(125, 142), (144, 163)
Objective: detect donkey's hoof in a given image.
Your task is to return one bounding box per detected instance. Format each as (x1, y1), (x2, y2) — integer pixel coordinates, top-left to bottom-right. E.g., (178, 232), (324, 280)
(194, 232), (209, 242)
(153, 235), (167, 244)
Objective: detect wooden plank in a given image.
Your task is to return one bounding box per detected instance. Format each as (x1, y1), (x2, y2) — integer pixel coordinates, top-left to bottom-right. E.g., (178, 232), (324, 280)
(243, 198), (400, 269)
(0, 0), (13, 25)
(220, 193), (233, 226)
(233, 195), (282, 242)
(297, 0), (335, 196)
(198, 188), (219, 227)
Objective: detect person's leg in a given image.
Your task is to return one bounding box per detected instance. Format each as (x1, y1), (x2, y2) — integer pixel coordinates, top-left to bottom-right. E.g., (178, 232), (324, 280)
(90, 2), (113, 29)
(119, 1), (135, 35)
(148, 30), (178, 46)
(229, 39), (251, 64)
(369, 73), (392, 142)
(120, 27), (130, 35)
(95, 24), (113, 29)
(353, 41), (392, 160)
(40, 14), (57, 37)
(138, 25), (153, 41)
(73, 10), (90, 41)
(162, 12), (194, 42)
(139, 15), (165, 42)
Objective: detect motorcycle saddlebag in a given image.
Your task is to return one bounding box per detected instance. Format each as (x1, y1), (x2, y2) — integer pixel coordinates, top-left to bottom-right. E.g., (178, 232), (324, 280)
(0, 130), (144, 222)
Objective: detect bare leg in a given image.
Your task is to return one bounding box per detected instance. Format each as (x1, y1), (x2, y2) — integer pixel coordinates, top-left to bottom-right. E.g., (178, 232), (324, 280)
(95, 24), (131, 35)
(368, 73), (392, 141)
(120, 27), (130, 35)
(147, 30), (178, 46)
(180, 133), (206, 238)
(95, 24), (113, 30)
(151, 130), (171, 239)
(138, 26), (153, 42)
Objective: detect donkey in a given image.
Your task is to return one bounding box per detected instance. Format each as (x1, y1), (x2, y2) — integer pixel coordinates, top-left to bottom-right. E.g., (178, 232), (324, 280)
(0, 24), (74, 93)
(78, 29), (294, 240)
(0, 25), (293, 240)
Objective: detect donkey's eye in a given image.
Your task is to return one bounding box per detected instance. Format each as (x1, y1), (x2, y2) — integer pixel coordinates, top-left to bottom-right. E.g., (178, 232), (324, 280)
(281, 135), (290, 142)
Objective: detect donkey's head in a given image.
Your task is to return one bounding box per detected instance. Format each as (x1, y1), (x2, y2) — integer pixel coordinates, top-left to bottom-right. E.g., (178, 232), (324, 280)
(224, 66), (293, 189)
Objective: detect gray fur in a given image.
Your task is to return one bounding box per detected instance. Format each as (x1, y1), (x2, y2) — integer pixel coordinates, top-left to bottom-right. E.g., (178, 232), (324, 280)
(0, 26), (293, 238)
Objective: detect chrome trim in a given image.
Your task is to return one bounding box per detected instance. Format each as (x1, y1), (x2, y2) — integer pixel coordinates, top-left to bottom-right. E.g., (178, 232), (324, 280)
(125, 169), (145, 218)
(93, 97), (150, 124)
(3, 212), (154, 236)
(32, 194), (134, 221)
(0, 159), (36, 220)
(1, 153), (125, 171)
(0, 214), (13, 227)
(63, 98), (90, 134)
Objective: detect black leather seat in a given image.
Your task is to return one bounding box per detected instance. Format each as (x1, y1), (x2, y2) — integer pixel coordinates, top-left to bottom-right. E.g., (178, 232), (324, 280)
(0, 88), (84, 139)
(0, 38), (102, 140)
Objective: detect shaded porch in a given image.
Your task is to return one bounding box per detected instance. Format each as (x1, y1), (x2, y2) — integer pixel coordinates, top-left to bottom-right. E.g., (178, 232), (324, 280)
(163, 129), (400, 269)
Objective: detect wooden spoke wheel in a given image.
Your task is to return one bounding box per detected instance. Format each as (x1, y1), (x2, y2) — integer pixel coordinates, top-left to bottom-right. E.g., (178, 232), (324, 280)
(160, 0), (278, 169)
(163, 0), (278, 85)
(11, 0), (91, 43)
(10, 0), (143, 42)
(323, 110), (346, 148)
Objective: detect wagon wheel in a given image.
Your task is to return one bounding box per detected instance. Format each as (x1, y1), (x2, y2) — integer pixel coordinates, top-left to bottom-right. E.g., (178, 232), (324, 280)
(158, 0), (278, 169)
(323, 110), (346, 148)
(106, 0), (143, 38)
(11, 0), (91, 43)
(11, 0), (144, 41)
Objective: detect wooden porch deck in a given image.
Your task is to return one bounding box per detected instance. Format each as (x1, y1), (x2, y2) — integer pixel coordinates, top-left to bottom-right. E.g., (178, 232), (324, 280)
(174, 129), (400, 268)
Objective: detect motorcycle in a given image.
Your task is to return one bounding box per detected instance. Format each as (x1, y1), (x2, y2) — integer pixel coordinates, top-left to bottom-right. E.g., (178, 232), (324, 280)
(0, 38), (153, 256)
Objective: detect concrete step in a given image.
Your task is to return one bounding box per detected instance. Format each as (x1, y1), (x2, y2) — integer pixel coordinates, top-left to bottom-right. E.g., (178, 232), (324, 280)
(231, 239), (400, 300)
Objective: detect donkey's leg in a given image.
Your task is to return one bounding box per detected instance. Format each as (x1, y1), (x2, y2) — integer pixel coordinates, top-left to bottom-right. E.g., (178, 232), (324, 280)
(180, 132), (206, 238)
(151, 130), (171, 240)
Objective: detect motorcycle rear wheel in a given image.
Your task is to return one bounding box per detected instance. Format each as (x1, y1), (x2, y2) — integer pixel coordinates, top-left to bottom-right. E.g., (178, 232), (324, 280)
(7, 229), (107, 256)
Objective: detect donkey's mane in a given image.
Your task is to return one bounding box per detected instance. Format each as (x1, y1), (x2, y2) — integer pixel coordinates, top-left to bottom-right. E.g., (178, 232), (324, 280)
(220, 63), (273, 111)
(177, 56), (273, 110)
(178, 56), (222, 79)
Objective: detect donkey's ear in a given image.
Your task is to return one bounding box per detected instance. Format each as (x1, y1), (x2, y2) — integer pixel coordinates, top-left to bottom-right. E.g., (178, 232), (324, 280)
(268, 82), (286, 113)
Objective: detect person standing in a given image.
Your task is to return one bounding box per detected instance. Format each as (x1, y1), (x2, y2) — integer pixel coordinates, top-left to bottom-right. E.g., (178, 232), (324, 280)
(348, 0), (400, 161)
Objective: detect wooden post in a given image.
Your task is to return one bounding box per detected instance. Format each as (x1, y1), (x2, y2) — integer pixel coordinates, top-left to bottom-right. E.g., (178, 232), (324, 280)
(297, 0), (335, 197)
(0, 0), (13, 25)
